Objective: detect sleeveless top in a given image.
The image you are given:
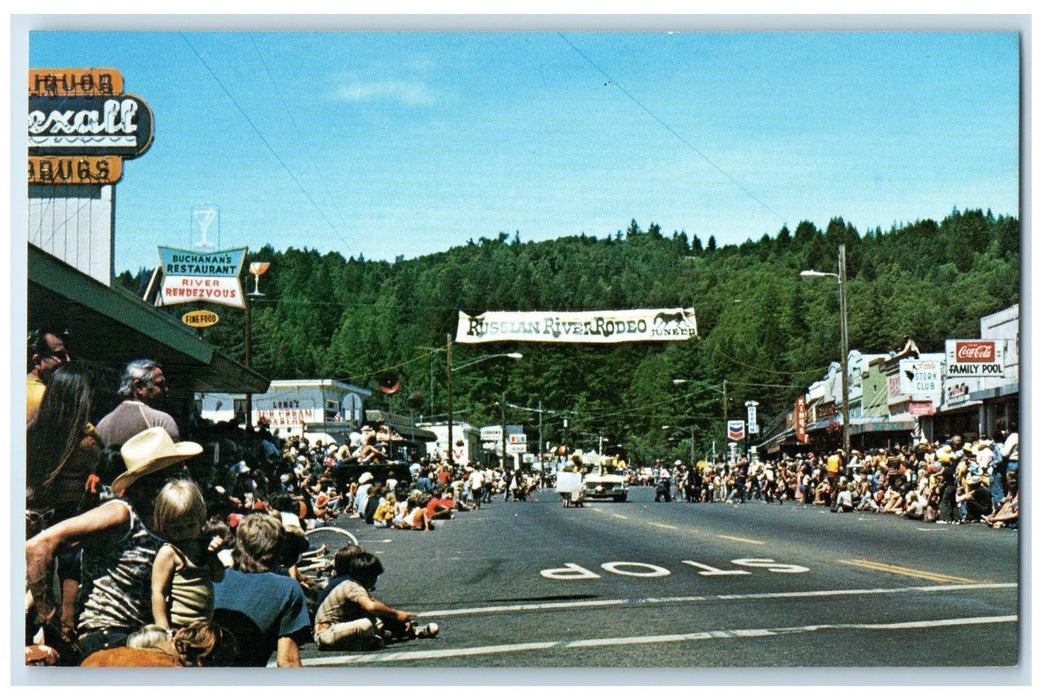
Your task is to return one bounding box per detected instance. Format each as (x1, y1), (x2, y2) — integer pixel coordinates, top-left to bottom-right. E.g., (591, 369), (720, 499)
(78, 501), (163, 635)
(164, 542), (215, 628)
(34, 425), (102, 523)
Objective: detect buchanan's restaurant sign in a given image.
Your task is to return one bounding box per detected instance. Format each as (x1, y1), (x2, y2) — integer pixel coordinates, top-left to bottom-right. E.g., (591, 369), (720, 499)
(28, 68), (153, 185)
(156, 247), (247, 309)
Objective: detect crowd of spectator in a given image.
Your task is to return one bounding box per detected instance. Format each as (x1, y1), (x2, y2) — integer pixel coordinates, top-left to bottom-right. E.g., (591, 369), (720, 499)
(22, 327), (1020, 670)
(24, 330), (453, 669)
(643, 425), (1019, 529)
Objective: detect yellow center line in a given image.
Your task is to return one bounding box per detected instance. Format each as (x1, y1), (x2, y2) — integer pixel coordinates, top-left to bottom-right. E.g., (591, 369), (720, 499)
(717, 535), (765, 545)
(838, 559), (977, 584)
(649, 522), (679, 530)
(612, 514), (630, 520)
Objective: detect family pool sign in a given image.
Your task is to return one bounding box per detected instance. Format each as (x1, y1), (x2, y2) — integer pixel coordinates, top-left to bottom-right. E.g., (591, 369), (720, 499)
(944, 340), (1006, 378)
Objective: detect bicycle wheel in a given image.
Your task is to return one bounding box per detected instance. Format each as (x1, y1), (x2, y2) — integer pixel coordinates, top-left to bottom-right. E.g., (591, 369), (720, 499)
(304, 526), (359, 553)
(299, 527), (360, 604)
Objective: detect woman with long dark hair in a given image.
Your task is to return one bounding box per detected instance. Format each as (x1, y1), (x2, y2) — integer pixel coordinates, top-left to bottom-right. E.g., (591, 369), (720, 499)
(25, 364), (103, 659)
(26, 364), (102, 528)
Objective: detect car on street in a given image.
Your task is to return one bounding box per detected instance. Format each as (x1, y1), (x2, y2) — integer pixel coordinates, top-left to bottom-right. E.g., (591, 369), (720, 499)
(583, 464), (629, 501)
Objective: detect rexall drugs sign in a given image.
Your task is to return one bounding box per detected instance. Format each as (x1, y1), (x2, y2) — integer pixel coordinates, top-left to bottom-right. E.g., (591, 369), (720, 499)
(945, 340), (1006, 378)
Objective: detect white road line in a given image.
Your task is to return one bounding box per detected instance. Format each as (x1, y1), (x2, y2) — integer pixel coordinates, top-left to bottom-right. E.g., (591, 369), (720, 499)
(417, 582), (1016, 618)
(298, 614), (1017, 666)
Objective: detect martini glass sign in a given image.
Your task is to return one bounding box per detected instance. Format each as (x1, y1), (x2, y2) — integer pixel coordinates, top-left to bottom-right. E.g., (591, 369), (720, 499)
(192, 206), (218, 249)
(248, 261), (270, 296)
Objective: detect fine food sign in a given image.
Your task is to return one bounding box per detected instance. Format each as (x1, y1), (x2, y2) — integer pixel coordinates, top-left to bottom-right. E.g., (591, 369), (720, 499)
(181, 310), (220, 328)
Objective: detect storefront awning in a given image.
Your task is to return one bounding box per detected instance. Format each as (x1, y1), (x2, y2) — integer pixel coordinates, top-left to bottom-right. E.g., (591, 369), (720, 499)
(936, 400), (984, 415)
(28, 245), (269, 395)
(756, 428), (797, 453)
(969, 385), (1019, 401)
(847, 415), (916, 436)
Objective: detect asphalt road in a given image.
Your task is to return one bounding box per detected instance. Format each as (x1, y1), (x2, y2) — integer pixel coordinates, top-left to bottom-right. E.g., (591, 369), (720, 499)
(295, 485), (1022, 682)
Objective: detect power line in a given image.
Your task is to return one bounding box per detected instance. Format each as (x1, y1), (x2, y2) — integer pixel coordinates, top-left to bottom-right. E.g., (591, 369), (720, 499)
(179, 33), (354, 253)
(557, 32), (787, 225)
(247, 34), (350, 254)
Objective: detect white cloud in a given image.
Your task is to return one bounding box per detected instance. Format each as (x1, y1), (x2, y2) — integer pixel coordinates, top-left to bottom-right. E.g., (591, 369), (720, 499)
(331, 79), (439, 106)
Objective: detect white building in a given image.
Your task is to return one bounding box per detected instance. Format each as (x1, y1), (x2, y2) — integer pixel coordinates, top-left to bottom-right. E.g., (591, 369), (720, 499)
(421, 422), (481, 464)
(197, 379), (371, 437)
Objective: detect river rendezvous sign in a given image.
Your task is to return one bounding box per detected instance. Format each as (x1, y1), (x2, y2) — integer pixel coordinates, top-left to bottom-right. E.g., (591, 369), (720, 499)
(455, 308), (698, 344)
(155, 247), (247, 309)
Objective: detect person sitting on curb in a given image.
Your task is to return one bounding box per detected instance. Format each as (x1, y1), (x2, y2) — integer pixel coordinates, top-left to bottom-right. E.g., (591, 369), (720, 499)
(392, 493), (432, 531)
(426, 487), (456, 520)
(983, 471), (1019, 529)
(212, 513), (311, 667)
(312, 546), (438, 651)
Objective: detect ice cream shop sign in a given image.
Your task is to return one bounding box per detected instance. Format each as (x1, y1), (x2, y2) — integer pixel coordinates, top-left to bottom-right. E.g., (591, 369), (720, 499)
(28, 68), (153, 186)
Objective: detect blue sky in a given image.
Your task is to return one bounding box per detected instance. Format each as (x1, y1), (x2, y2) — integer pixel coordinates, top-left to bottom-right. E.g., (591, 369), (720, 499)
(25, 26), (1021, 274)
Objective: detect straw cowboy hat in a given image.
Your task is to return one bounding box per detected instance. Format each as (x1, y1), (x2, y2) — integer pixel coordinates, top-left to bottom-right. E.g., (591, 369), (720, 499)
(112, 427), (203, 494)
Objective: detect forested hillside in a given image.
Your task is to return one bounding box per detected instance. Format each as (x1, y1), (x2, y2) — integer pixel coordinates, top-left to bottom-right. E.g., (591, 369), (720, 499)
(118, 208), (1019, 464)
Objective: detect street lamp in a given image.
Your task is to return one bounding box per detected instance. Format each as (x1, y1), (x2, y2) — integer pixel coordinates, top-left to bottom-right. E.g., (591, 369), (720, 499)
(800, 243), (850, 458)
(673, 377), (728, 437)
(445, 332), (522, 465)
(662, 424), (695, 465)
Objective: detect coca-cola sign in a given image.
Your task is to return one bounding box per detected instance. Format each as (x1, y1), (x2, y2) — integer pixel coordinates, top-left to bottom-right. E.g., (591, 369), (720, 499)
(955, 341), (996, 363)
(946, 339), (1005, 378)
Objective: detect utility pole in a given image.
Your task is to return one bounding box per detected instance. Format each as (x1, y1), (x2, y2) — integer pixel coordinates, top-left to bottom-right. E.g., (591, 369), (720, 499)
(722, 379), (728, 434)
(446, 332), (453, 464)
(839, 243), (851, 459)
(500, 390), (507, 472)
(538, 398), (544, 474)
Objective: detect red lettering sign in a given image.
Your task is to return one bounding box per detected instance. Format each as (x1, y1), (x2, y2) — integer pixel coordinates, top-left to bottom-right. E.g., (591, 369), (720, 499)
(955, 341), (995, 363)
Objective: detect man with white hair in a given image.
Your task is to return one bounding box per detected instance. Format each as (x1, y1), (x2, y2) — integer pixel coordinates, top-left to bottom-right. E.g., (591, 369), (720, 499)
(96, 359), (179, 448)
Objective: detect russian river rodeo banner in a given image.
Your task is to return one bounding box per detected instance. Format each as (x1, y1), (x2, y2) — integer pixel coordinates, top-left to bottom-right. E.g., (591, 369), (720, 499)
(456, 308), (698, 344)
(155, 247), (247, 309)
